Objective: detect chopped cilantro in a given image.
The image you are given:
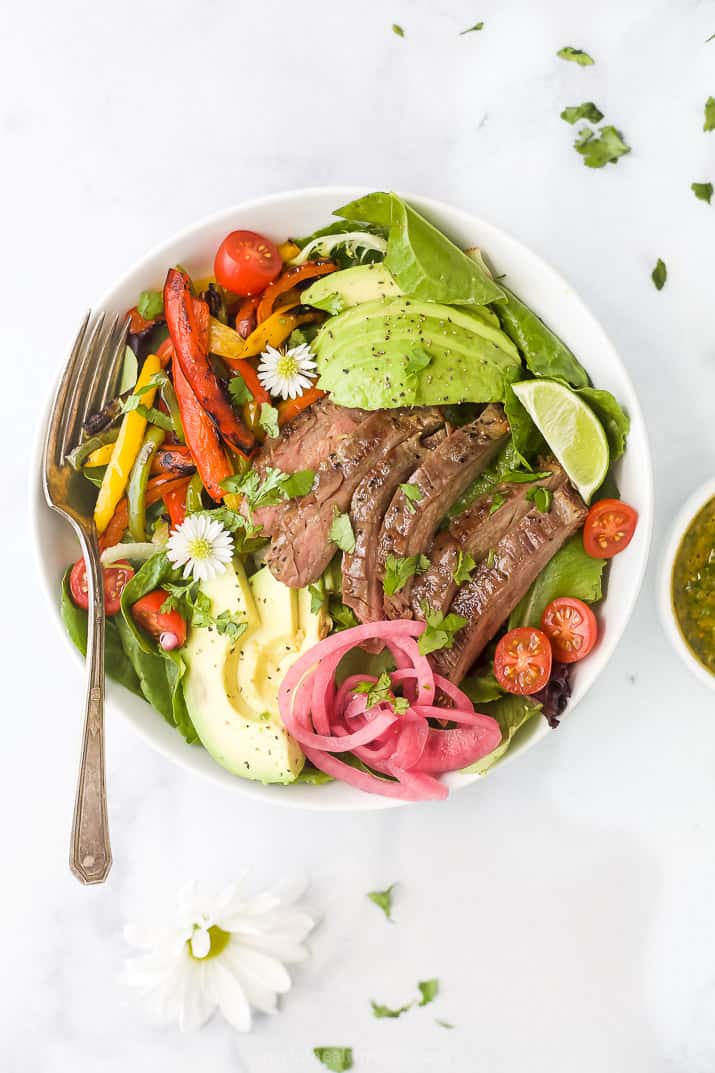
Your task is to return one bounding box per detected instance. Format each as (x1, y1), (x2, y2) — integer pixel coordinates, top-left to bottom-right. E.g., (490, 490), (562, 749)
(574, 125), (630, 168)
(120, 394), (174, 431)
(526, 486), (552, 513)
(418, 605), (467, 656)
(691, 181), (713, 204)
(452, 550), (476, 585)
(560, 102), (603, 125)
(259, 403), (280, 439)
(488, 491), (506, 514)
(329, 510), (356, 553)
(400, 482), (423, 514)
(313, 1047), (353, 1071)
(383, 553), (430, 596)
(705, 96), (715, 132)
(281, 468), (316, 498)
(651, 258), (667, 291)
(392, 23), (405, 37)
(371, 998), (413, 1019)
(329, 600), (359, 631)
(354, 672), (409, 715)
(221, 466), (314, 511)
(486, 548), (496, 569)
(137, 289), (164, 320)
(367, 883), (397, 920)
(557, 46), (594, 65)
(417, 979), (439, 1006)
(228, 375), (253, 405)
(460, 21), (484, 35)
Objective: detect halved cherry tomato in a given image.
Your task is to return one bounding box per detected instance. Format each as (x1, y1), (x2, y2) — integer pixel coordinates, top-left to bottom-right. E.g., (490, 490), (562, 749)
(69, 557), (134, 616)
(131, 589), (187, 650)
(214, 230), (282, 296)
(541, 597), (598, 664)
(494, 627), (552, 695)
(583, 498), (638, 559)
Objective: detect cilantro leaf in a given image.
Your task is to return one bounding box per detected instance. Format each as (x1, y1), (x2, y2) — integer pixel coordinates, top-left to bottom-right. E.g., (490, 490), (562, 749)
(452, 550), (476, 585)
(557, 46), (594, 65)
(329, 509), (356, 553)
(354, 672), (409, 714)
(691, 181), (713, 204)
(417, 979), (439, 1006)
(418, 605), (467, 656)
(214, 612), (248, 642)
(222, 466), (314, 511)
(315, 292), (346, 316)
(400, 482), (423, 514)
(705, 97), (715, 132)
(259, 403), (280, 439)
(121, 394), (175, 431)
(308, 582), (326, 615)
(560, 102), (603, 125)
(383, 553), (430, 596)
(488, 491), (506, 515)
(500, 468), (551, 483)
(367, 883), (397, 920)
(460, 21), (484, 35)
(651, 258), (667, 291)
(329, 600), (359, 631)
(371, 999), (413, 1019)
(436, 1019), (455, 1029)
(392, 23), (405, 37)
(486, 548), (496, 569)
(281, 468), (316, 498)
(405, 346), (433, 378)
(526, 486), (552, 513)
(228, 375), (253, 405)
(574, 125), (630, 168)
(137, 289), (164, 320)
(313, 1047), (353, 1071)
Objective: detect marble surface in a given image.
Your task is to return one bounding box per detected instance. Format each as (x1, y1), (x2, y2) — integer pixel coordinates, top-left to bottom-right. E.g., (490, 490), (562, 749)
(4, 0), (715, 1068)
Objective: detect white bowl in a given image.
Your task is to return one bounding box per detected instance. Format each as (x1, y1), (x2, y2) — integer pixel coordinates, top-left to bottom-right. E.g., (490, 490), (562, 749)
(32, 187), (654, 810)
(658, 479), (715, 692)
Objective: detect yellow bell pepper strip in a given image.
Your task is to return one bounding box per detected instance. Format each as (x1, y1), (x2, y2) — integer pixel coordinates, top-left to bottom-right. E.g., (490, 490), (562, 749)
(84, 442), (117, 467)
(67, 427), (119, 470)
(278, 241), (301, 262)
(211, 308), (323, 366)
(93, 353), (161, 534)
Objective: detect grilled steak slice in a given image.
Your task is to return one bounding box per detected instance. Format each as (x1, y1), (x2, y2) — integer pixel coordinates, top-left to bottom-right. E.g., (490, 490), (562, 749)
(378, 404), (510, 618)
(250, 399), (368, 537)
(267, 408), (444, 588)
(411, 463), (566, 618)
(430, 484), (587, 683)
(342, 429), (446, 628)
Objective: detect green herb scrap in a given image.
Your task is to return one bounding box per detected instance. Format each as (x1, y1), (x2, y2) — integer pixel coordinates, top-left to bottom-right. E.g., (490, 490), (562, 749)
(399, 482), (423, 514)
(557, 46), (594, 65)
(221, 466), (315, 511)
(560, 102), (603, 125)
(417, 979), (440, 1006)
(137, 289), (164, 320)
(313, 1047), (353, 1071)
(228, 375), (253, 405)
(526, 486), (552, 513)
(691, 181), (713, 204)
(418, 605), (467, 656)
(259, 403), (280, 439)
(371, 998), (413, 1019)
(392, 23), (405, 37)
(354, 672), (409, 714)
(651, 258), (667, 291)
(488, 492), (506, 515)
(460, 21), (484, 35)
(452, 550), (476, 585)
(383, 553), (430, 596)
(329, 510), (356, 553)
(367, 883), (397, 920)
(574, 125), (631, 168)
(704, 96), (715, 132)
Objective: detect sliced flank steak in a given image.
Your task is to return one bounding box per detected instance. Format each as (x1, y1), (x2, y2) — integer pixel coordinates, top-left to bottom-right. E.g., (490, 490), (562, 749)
(250, 398), (368, 538)
(266, 408), (444, 589)
(378, 404), (510, 619)
(342, 428), (446, 628)
(430, 484), (587, 683)
(410, 463), (566, 619)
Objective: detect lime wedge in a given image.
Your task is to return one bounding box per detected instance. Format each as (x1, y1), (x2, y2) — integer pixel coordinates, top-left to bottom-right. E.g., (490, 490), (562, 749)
(511, 379), (609, 503)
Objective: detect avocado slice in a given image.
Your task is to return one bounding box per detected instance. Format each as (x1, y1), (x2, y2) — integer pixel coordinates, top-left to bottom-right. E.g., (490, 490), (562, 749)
(302, 263), (403, 312)
(183, 561), (322, 785)
(313, 297), (521, 410)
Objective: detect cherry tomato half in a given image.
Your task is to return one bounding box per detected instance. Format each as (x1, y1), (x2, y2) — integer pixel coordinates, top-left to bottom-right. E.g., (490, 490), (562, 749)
(583, 498), (638, 559)
(214, 230), (282, 296)
(541, 597), (598, 664)
(494, 627), (553, 695)
(131, 589), (187, 650)
(69, 558), (134, 616)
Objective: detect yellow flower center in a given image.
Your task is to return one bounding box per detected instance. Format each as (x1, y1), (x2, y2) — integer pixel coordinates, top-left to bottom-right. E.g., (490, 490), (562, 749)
(187, 536), (212, 561)
(276, 353), (300, 380)
(188, 924), (231, 961)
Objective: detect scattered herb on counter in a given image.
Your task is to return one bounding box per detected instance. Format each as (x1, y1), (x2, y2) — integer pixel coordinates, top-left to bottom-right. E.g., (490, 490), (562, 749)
(436, 1019), (455, 1029)
(371, 998), (413, 1019)
(574, 125), (631, 168)
(704, 96), (715, 131)
(418, 979), (440, 1006)
(392, 23), (405, 37)
(691, 181), (713, 204)
(367, 883), (397, 920)
(313, 1047), (353, 1071)
(651, 258), (667, 291)
(560, 102), (603, 125)
(460, 21), (484, 35)
(557, 46), (594, 65)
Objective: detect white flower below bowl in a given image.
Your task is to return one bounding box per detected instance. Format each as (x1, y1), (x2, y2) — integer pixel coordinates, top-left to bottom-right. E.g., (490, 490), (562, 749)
(658, 478), (715, 693)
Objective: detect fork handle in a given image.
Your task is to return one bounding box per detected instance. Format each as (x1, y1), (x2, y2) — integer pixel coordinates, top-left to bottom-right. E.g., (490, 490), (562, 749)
(70, 529), (112, 884)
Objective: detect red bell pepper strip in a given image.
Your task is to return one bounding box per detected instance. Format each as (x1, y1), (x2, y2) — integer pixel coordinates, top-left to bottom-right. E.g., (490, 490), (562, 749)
(163, 485), (187, 530)
(235, 294), (260, 339)
(99, 474), (191, 551)
(277, 385), (326, 426)
(256, 261), (337, 323)
(172, 355), (232, 502)
(164, 268), (255, 455)
(150, 445), (196, 476)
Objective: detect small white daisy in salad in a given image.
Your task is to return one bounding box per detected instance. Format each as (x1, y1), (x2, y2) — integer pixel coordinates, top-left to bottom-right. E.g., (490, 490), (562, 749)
(257, 342), (317, 400)
(166, 514), (234, 582)
(124, 876), (315, 1033)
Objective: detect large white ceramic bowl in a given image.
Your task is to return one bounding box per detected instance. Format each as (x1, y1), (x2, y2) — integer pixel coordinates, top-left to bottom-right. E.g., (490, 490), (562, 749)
(33, 187), (653, 810)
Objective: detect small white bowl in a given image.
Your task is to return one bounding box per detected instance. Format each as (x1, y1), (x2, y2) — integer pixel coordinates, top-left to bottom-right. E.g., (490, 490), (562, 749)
(658, 479), (715, 692)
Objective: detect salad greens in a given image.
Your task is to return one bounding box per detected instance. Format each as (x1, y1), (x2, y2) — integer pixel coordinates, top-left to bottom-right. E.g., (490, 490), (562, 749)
(462, 694), (543, 774)
(508, 535), (605, 629)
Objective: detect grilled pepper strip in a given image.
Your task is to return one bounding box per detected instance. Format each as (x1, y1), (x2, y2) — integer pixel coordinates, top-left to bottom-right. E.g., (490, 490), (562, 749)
(164, 268), (255, 455)
(94, 353), (161, 534)
(150, 445), (196, 477)
(216, 308), (323, 364)
(127, 425), (166, 541)
(185, 472), (204, 513)
(277, 386), (326, 426)
(163, 485), (187, 530)
(99, 474), (191, 551)
(67, 427), (119, 470)
(256, 261), (337, 323)
(172, 354), (233, 502)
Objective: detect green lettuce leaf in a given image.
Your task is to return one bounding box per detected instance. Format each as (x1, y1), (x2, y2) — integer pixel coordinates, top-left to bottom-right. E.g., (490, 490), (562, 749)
(462, 694), (542, 773)
(508, 535), (606, 629)
(334, 191), (505, 306)
(495, 287), (589, 387)
(60, 570), (142, 697)
(576, 386), (630, 460)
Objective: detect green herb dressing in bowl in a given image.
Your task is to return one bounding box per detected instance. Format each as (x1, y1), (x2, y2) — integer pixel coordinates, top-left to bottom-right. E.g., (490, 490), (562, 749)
(672, 495), (715, 676)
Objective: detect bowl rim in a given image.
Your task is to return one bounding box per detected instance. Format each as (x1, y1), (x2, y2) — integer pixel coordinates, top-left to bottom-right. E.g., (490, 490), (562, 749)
(657, 477), (715, 693)
(31, 185), (654, 810)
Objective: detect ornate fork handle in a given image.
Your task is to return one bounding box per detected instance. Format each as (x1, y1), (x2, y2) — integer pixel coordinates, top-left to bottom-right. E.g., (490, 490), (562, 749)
(70, 527), (112, 884)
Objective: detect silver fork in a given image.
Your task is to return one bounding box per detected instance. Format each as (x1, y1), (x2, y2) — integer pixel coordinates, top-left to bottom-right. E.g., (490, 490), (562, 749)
(43, 312), (129, 885)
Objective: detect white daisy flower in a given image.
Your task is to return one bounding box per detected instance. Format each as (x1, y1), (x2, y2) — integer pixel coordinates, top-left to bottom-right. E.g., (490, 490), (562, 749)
(166, 514), (234, 582)
(257, 342), (317, 401)
(124, 876), (316, 1033)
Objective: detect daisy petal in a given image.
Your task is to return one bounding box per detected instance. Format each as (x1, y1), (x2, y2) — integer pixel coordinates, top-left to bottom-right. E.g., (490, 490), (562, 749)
(208, 961), (252, 1032)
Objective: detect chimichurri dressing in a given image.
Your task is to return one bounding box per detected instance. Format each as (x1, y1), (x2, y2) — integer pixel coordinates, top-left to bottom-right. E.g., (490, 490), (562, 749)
(672, 495), (715, 675)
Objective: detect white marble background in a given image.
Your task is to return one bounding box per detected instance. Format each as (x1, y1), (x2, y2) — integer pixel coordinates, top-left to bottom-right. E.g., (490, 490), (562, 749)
(3, 0), (715, 1069)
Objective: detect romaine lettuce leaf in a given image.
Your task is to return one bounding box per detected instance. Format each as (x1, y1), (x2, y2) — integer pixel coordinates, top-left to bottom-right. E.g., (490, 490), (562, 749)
(60, 569), (142, 698)
(496, 287), (589, 388)
(576, 386), (630, 460)
(508, 535), (606, 629)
